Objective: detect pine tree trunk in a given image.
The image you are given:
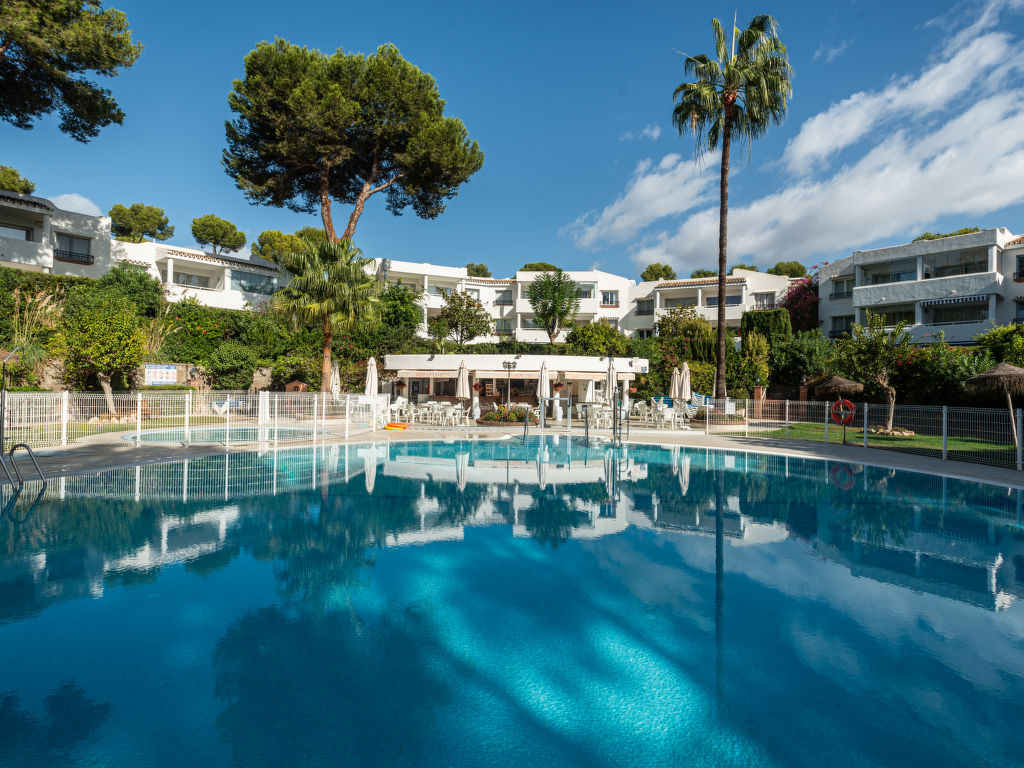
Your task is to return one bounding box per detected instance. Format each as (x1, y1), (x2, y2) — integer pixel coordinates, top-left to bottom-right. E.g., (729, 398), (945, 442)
(319, 170), (337, 242)
(320, 318), (333, 393)
(715, 105), (733, 400)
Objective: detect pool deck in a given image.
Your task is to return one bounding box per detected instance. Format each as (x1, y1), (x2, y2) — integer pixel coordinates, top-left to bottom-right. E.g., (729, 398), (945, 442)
(8, 424), (1024, 489)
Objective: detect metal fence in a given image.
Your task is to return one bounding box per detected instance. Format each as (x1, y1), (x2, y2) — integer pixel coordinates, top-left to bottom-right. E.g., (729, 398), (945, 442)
(693, 397), (1022, 471)
(0, 390), (389, 450)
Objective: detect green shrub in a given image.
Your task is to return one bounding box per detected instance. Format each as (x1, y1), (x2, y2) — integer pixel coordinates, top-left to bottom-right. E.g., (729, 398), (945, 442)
(769, 330), (831, 386)
(688, 361), (715, 396)
(271, 355), (321, 390)
(565, 320), (628, 357)
(207, 340), (261, 389)
(740, 308), (792, 349)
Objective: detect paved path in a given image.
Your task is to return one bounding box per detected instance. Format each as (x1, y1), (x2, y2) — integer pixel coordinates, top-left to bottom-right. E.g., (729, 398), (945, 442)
(7, 424), (1023, 489)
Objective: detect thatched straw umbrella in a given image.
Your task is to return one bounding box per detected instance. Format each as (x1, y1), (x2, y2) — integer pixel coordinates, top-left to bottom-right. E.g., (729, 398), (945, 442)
(814, 376), (864, 445)
(967, 362), (1024, 449)
(813, 376), (865, 400)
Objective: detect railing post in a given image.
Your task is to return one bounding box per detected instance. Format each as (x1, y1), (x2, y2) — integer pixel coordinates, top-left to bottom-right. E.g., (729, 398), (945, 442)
(942, 406), (948, 460)
(312, 393), (319, 439)
(863, 402), (868, 448)
(184, 390), (191, 445)
(60, 390), (69, 446)
(225, 393), (231, 450)
(745, 399), (749, 437)
(705, 401), (711, 436)
(135, 391), (142, 446)
(345, 394), (350, 439)
(1017, 409), (1022, 471)
(274, 394), (279, 447)
(785, 400), (789, 439)
(824, 401), (829, 444)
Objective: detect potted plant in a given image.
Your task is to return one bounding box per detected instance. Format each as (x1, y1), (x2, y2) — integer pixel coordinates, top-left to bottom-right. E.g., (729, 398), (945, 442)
(393, 379), (406, 390)
(628, 386), (637, 395)
(552, 381), (564, 392)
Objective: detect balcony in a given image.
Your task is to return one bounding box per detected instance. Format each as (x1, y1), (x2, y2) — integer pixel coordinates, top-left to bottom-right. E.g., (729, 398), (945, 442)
(0, 237), (51, 271)
(1015, 271), (1024, 280)
(828, 329), (849, 339)
(55, 249), (93, 265)
(852, 271), (1002, 308)
(828, 291), (852, 300)
(752, 301), (777, 310)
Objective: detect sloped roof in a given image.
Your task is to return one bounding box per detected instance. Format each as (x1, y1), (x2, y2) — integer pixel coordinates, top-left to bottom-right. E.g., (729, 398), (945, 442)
(0, 189), (55, 212)
(163, 247), (278, 273)
(654, 276), (745, 289)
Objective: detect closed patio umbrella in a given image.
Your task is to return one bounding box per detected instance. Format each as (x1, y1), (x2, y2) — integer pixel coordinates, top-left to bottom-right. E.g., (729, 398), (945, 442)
(681, 362), (692, 402)
(364, 357), (378, 397)
(536, 361), (550, 399)
(606, 357), (617, 404)
(968, 362), (1024, 449)
(455, 359), (471, 403)
(329, 361), (341, 398)
(583, 379), (595, 404)
(669, 367), (682, 401)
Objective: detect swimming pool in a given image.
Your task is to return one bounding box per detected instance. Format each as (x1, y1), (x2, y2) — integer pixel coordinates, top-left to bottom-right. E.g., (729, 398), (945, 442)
(2, 436), (1023, 766)
(123, 425), (323, 444)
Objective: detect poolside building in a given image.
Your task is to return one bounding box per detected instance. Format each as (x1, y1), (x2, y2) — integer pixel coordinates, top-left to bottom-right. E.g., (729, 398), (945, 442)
(817, 227), (1024, 344)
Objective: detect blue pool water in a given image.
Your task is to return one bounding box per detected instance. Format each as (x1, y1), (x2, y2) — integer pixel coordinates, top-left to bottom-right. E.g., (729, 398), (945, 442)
(124, 425), (321, 444)
(2, 436), (1023, 767)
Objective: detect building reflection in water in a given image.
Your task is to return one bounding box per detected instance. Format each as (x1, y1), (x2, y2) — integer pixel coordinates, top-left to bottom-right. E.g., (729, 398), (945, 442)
(2, 437), (1024, 623)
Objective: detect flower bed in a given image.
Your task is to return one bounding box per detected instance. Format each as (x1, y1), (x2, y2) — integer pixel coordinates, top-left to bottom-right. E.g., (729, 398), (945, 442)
(476, 405), (539, 426)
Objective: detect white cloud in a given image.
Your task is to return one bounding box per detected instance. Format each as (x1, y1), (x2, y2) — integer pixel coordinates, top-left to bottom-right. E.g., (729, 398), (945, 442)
(569, 3), (1024, 278)
(618, 124), (662, 142)
(782, 33), (1017, 175)
(631, 93), (1024, 273)
(48, 193), (102, 216)
(812, 40), (850, 63)
(564, 153), (717, 249)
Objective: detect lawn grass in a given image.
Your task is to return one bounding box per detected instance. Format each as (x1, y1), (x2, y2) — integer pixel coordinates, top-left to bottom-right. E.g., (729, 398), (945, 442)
(761, 421), (1016, 469)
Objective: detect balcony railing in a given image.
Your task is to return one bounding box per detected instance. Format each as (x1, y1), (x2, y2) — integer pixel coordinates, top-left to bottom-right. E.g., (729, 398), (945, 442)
(828, 291), (852, 300)
(1015, 271), (1024, 280)
(54, 249), (93, 265)
(925, 317), (989, 326)
(753, 302), (777, 310)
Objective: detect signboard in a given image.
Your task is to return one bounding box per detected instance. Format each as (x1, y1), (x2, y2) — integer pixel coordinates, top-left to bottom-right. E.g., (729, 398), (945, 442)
(144, 363), (178, 386)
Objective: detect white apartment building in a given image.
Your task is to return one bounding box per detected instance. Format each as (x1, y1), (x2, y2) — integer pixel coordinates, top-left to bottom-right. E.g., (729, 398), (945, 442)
(0, 187), (792, 338)
(376, 261), (791, 342)
(818, 228), (1024, 344)
(0, 190), (279, 310)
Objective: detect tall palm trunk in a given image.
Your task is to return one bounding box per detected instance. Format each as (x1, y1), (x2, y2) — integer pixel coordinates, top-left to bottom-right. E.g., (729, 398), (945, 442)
(715, 103), (733, 399)
(320, 318), (333, 393)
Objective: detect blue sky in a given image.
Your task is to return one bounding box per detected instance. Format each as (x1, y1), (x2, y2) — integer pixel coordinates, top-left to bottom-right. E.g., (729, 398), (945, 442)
(6, 0), (1024, 278)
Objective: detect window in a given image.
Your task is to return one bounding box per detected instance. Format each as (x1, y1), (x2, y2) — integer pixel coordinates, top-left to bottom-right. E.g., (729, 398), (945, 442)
(494, 290), (513, 305)
(878, 309), (915, 326)
(931, 305), (988, 324)
(578, 284), (595, 299)
(175, 272), (210, 288)
(495, 318), (513, 334)
(427, 284), (446, 296)
(634, 329), (654, 339)
(0, 223), (30, 241)
(867, 259), (917, 284)
(233, 271), (277, 295)
(829, 315), (854, 338)
(829, 278), (854, 300)
(663, 296), (697, 308)
(523, 316), (543, 329)
(601, 290), (619, 306)
(465, 288), (480, 300)
(54, 233), (92, 264)
(1017, 302), (1024, 322)
(753, 292), (776, 309)
(1017, 256), (1024, 279)
(636, 299), (654, 316)
(923, 247), (989, 279)
(705, 294), (742, 307)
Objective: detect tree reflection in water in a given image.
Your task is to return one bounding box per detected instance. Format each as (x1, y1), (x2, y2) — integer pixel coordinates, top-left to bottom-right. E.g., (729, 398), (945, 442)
(0, 682), (111, 767)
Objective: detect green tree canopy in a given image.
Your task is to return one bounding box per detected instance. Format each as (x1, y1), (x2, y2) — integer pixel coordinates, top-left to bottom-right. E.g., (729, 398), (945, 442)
(728, 263), (759, 274)
(740, 308), (792, 348)
(520, 262), (559, 272)
(767, 260), (806, 277)
(913, 227), (980, 241)
(465, 262), (491, 277)
(0, 0), (143, 141)
(271, 238), (380, 391)
(55, 288), (145, 413)
(673, 14), (792, 398)
(830, 310), (913, 432)
(690, 268), (717, 278)
(251, 227), (326, 264)
(428, 289), (492, 348)
(640, 263), (677, 281)
(566, 320), (628, 357)
(191, 214), (247, 254)
(526, 271), (581, 343)
(224, 41), (484, 242)
(96, 261), (163, 317)
(0, 165), (35, 194)
(109, 203), (173, 243)
(656, 306), (714, 339)
(377, 283), (423, 332)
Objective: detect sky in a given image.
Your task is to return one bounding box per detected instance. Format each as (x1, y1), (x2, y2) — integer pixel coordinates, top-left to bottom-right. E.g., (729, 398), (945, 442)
(6, 0), (1024, 279)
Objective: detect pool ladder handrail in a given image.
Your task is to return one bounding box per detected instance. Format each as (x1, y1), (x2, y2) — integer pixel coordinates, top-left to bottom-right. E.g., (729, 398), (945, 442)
(3, 443), (46, 486)
(0, 481), (46, 525)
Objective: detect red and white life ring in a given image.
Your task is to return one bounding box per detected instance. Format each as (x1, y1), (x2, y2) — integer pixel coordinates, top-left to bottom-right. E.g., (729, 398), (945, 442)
(830, 399), (856, 426)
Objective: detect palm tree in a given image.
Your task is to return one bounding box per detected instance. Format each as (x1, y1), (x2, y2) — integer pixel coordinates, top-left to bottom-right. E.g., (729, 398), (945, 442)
(272, 239), (380, 392)
(673, 14), (792, 398)
(525, 270), (582, 343)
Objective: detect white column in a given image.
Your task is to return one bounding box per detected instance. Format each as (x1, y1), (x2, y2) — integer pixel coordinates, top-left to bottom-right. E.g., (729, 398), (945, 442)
(223, 267), (232, 292)
(914, 302), (923, 326)
(916, 255), (924, 281)
(988, 293), (997, 323)
(165, 257), (174, 285)
(989, 245), (998, 273)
